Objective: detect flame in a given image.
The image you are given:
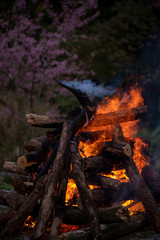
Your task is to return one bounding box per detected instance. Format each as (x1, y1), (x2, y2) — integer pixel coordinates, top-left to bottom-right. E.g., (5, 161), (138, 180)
(122, 200), (145, 215)
(23, 216), (36, 229)
(78, 86), (149, 181)
(65, 179), (79, 205)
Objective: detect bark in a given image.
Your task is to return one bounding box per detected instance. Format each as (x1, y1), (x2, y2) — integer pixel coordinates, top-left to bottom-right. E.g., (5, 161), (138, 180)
(26, 113), (64, 128)
(125, 155), (160, 232)
(3, 161), (28, 175)
(87, 175), (120, 190)
(0, 190), (26, 210)
(63, 206), (130, 225)
(23, 136), (46, 152)
(81, 156), (124, 173)
(57, 213), (146, 240)
(1, 175), (47, 237)
(71, 143), (101, 239)
(88, 105), (147, 127)
(0, 206), (14, 226)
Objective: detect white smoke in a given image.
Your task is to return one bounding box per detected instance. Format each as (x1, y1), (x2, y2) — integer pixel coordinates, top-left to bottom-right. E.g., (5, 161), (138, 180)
(62, 79), (118, 101)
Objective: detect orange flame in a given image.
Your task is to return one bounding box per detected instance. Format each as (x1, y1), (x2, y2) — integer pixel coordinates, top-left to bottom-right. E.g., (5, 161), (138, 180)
(78, 86), (149, 181)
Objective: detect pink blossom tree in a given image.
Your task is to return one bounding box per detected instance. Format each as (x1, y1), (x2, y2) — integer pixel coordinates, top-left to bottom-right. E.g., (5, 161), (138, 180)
(0, 0), (98, 159)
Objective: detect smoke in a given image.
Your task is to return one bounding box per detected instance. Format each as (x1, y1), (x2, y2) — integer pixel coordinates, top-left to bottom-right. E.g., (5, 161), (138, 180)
(62, 79), (119, 101)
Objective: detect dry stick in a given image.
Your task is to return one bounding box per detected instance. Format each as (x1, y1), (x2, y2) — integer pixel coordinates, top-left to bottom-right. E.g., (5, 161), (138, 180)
(32, 105), (96, 239)
(114, 123), (160, 233)
(71, 142), (101, 240)
(1, 175), (47, 237)
(3, 161), (28, 175)
(26, 113), (64, 128)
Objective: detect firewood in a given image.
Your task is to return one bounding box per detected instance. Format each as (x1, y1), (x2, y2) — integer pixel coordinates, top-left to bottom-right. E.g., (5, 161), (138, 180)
(26, 113), (64, 128)
(57, 213), (146, 240)
(0, 190), (26, 210)
(81, 156), (124, 173)
(56, 80), (92, 108)
(87, 175), (121, 190)
(50, 152), (71, 240)
(32, 105), (96, 239)
(3, 161), (28, 175)
(71, 142), (101, 239)
(125, 156), (160, 232)
(88, 105), (147, 127)
(18, 137), (56, 169)
(1, 175), (47, 237)
(23, 136), (46, 152)
(0, 206), (14, 226)
(113, 123), (160, 232)
(63, 206), (130, 225)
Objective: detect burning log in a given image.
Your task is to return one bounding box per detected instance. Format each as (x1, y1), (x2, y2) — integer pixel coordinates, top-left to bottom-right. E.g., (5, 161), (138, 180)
(3, 161), (28, 175)
(63, 206), (130, 225)
(26, 113), (64, 128)
(57, 213), (146, 240)
(70, 142), (101, 239)
(87, 175), (121, 190)
(88, 105), (147, 128)
(1, 175), (47, 237)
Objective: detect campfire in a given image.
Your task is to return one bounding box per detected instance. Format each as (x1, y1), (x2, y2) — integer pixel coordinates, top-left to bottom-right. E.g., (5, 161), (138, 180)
(1, 80), (160, 240)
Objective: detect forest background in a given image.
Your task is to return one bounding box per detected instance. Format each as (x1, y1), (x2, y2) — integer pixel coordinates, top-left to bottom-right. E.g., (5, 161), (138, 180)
(1, 0), (160, 170)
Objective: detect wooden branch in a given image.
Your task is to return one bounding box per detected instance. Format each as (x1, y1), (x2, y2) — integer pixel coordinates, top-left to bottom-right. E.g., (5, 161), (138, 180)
(56, 80), (92, 108)
(63, 206), (130, 225)
(26, 113), (64, 128)
(71, 143), (101, 239)
(57, 213), (146, 240)
(3, 161), (28, 175)
(1, 175), (47, 237)
(88, 105), (147, 127)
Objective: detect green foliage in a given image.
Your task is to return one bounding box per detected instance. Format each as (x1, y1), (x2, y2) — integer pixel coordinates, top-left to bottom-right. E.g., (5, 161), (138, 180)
(0, 182), (14, 190)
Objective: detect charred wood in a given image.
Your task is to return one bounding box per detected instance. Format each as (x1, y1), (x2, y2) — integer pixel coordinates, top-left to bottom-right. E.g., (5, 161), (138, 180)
(87, 175), (121, 190)
(71, 143), (101, 239)
(0, 190), (26, 210)
(23, 136), (46, 152)
(57, 213), (146, 240)
(26, 113), (64, 128)
(63, 206), (130, 225)
(0, 206), (14, 226)
(1, 175), (47, 237)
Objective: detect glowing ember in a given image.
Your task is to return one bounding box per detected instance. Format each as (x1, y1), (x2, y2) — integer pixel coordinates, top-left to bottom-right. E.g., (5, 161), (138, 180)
(23, 216), (36, 229)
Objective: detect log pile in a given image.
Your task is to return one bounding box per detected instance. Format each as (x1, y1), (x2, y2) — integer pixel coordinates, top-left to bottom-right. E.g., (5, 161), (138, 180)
(1, 80), (160, 240)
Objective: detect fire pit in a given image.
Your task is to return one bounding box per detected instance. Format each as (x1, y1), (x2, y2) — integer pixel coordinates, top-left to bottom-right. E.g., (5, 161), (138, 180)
(1, 80), (160, 240)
